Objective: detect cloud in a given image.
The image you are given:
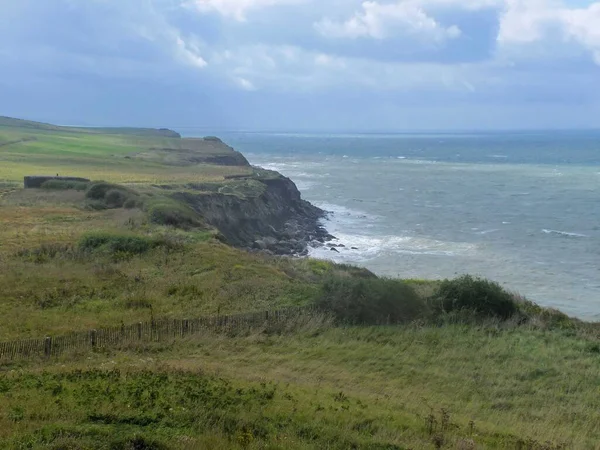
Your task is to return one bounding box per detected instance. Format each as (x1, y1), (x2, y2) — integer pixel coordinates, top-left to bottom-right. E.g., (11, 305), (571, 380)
(2, 0), (600, 130)
(499, 0), (600, 64)
(174, 34), (208, 68)
(315, 1), (462, 42)
(186, 0), (309, 21)
(233, 75), (257, 90)
(0, 0), (209, 78)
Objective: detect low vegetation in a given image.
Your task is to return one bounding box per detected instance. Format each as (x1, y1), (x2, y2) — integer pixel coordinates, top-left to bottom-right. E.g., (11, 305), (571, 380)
(317, 276), (426, 325)
(434, 275), (518, 320)
(1, 117), (597, 449)
(40, 179), (89, 191)
(145, 196), (203, 229)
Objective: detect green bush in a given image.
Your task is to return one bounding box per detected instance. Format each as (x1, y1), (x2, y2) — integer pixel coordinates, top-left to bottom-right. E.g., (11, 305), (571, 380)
(123, 198), (139, 209)
(86, 182), (119, 200)
(85, 182), (139, 210)
(41, 179), (89, 191)
(317, 276), (426, 325)
(105, 189), (127, 208)
(79, 232), (154, 255)
(78, 232), (179, 258)
(434, 275), (517, 320)
(145, 198), (202, 229)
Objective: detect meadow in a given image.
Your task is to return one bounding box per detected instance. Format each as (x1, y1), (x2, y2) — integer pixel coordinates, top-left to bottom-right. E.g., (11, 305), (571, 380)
(1, 118), (598, 449)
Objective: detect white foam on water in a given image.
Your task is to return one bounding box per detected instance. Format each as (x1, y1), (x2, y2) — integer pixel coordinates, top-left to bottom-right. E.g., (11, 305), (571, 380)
(478, 229), (500, 235)
(294, 180), (317, 191)
(310, 202), (477, 263)
(542, 229), (588, 238)
(314, 202), (382, 224)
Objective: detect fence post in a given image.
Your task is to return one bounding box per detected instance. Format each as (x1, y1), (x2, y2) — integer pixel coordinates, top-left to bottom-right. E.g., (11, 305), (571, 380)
(44, 337), (52, 358)
(265, 311), (269, 321)
(137, 322), (143, 340)
(183, 319), (189, 336)
(90, 330), (97, 348)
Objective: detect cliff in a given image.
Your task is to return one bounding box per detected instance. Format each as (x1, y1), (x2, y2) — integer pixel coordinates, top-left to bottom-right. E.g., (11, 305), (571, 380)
(173, 174), (333, 255)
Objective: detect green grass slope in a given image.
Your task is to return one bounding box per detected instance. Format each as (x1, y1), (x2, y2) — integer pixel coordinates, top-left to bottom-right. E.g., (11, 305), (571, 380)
(0, 116), (251, 184)
(0, 116), (180, 137)
(0, 117), (596, 450)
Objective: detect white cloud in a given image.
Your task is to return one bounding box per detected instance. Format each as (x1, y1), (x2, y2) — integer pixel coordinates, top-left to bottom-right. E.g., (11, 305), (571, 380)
(208, 43), (485, 93)
(235, 76), (257, 90)
(405, 0), (503, 10)
(314, 53), (346, 68)
(499, 0), (600, 64)
(315, 1), (462, 43)
(174, 35), (208, 68)
(186, 0), (309, 21)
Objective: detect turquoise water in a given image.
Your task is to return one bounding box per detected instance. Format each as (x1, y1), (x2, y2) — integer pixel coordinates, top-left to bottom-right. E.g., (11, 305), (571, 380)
(198, 131), (600, 319)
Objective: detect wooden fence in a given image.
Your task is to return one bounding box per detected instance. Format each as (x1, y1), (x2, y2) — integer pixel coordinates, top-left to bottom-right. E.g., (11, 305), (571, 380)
(0, 306), (312, 363)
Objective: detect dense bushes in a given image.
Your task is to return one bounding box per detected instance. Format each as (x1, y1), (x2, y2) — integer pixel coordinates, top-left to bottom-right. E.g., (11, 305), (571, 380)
(41, 179), (89, 191)
(317, 276), (427, 325)
(433, 275), (518, 319)
(145, 198), (203, 229)
(317, 274), (522, 325)
(85, 182), (140, 209)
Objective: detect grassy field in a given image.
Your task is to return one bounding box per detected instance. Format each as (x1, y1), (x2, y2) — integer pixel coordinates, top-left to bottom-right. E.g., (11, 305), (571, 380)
(0, 117), (597, 449)
(2, 320), (599, 449)
(0, 118), (251, 184)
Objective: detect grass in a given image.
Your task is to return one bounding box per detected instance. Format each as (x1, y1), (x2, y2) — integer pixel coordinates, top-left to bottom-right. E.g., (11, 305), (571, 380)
(0, 123), (251, 184)
(1, 116), (597, 449)
(1, 319), (599, 448)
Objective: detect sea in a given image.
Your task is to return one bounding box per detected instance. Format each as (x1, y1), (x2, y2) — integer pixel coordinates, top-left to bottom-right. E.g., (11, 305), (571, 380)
(193, 130), (600, 320)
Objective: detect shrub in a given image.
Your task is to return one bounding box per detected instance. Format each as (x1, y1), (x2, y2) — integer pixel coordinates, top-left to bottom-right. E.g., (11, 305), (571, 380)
(434, 275), (517, 320)
(41, 179), (89, 191)
(86, 182), (119, 200)
(123, 198), (139, 209)
(316, 276), (426, 325)
(78, 232), (180, 258)
(146, 199), (202, 229)
(79, 232), (154, 255)
(85, 182), (139, 210)
(105, 189), (127, 208)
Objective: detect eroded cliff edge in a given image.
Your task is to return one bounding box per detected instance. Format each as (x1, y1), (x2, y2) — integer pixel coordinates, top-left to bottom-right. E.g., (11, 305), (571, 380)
(173, 172), (333, 255)
(130, 134), (333, 255)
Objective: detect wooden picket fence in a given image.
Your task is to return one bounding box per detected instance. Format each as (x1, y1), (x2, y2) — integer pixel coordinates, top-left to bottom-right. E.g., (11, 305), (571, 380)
(0, 306), (313, 363)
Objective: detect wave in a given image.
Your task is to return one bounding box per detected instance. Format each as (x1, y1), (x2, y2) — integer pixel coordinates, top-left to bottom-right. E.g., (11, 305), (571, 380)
(542, 229), (588, 238)
(315, 202), (381, 223)
(309, 231), (476, 263)
(294, 180), (317, 191)
(478, 229), (499, 235)
(309, 203), (476, 263)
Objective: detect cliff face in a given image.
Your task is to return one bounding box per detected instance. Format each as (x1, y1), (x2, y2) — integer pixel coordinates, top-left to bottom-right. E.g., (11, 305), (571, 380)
(173, 175), (332, 255)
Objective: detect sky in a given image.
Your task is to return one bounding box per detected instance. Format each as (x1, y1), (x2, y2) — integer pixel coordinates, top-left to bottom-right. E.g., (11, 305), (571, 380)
(1, 0), (600, 131)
